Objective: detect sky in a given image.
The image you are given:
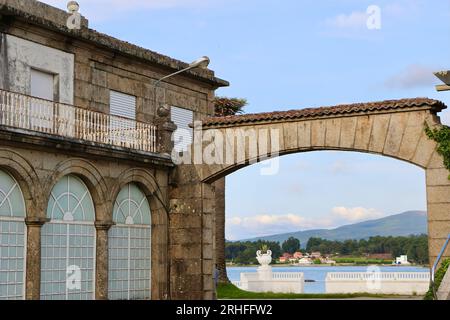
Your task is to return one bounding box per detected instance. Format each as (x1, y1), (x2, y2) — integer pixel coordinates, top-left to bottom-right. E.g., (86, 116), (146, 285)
(43, 0), (450, 240)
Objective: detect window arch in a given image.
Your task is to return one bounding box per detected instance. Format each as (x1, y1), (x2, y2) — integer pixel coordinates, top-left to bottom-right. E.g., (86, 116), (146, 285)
(40, 175), (96, 300)
(0, 170), (26, 300)
(108, 183), (151, 300)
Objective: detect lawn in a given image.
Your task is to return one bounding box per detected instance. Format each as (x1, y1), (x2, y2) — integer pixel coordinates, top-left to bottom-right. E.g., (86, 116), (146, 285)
(217, 283), (410, 300)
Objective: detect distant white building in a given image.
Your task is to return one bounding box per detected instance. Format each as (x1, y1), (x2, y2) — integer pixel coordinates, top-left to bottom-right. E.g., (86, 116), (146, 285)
(395, 255), (411, 265)
(298, 258), (313, 265)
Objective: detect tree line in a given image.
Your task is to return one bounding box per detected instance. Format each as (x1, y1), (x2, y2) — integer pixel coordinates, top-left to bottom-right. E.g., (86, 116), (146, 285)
(306, 235), (429, 264)
(225, 234), (429, 265)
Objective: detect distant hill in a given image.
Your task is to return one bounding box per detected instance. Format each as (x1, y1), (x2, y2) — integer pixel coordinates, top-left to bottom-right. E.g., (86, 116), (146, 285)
(240, 211), (427, 246)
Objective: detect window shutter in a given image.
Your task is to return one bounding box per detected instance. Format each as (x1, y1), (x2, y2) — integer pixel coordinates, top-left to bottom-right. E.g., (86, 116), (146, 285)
(31, 69), (54, 101)
(110, 90), (136, 120)
(171, 106), (194, 152)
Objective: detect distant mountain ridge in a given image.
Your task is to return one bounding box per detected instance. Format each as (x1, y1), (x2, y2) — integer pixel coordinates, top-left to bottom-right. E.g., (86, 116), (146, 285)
(240, 211), (427, 246)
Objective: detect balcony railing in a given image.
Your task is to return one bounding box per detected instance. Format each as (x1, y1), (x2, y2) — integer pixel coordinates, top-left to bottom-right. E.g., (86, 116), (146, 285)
(0, 89), (157, 153)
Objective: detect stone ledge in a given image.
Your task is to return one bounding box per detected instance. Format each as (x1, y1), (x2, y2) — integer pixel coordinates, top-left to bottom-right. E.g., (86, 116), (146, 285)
(0, 126), (175, 167)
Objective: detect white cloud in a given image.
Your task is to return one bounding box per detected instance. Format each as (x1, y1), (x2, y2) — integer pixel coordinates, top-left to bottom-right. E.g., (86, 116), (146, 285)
(332, 207), (385, 222)
(226, 206), (386, 240)
(226, 213), (336, 240)
(384, 64), (440, 89)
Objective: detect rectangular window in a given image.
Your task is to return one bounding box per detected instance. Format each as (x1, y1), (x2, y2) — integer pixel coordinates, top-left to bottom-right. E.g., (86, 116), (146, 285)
(30, 69), (55, 130)
(109, 91), (137, 146)
(40, 223), (95, 300)
(110, 90), (136, 120)
(0, 220), (26, 300)
(31, 69), (54, 101)
(171, 106), (194, 153)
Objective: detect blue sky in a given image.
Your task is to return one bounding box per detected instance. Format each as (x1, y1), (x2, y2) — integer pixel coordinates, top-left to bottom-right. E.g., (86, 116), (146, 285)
(44, 0), (450, 239)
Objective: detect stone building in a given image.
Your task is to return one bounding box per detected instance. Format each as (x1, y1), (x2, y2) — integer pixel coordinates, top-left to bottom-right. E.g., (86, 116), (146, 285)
(1, 0), (450, 302)
(0, 0), (227, 300)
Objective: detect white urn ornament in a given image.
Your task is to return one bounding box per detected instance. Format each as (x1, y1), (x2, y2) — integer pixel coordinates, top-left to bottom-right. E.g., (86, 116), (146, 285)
(256, 249), (272, 266)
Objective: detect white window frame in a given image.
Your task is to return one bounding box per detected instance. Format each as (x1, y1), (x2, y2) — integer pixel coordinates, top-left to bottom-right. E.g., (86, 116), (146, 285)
(171, 106), (194, 153)
(108, 184), (151, 300)
(109, 90), (137, 146)
(0, 171), (27, 301)
(40, 175), (96, 301)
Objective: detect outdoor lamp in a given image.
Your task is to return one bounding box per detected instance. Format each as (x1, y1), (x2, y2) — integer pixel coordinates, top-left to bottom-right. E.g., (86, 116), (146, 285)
(155, 56), (210, 87)
(154, 56), (211, 115)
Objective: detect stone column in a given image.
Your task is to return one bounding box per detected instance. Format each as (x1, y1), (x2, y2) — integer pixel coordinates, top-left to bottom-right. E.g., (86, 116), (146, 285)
(202, 182), (216, 300)
(214, 178), (229, 284)
(95, 220), (114, 300)
(25, 217), (48, 300)
(155, 105), (177, 156)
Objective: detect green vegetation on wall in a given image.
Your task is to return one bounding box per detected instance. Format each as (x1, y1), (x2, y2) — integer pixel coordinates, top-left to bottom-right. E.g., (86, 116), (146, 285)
(424, 259), (450, 300)
(425, 124), (450, 179)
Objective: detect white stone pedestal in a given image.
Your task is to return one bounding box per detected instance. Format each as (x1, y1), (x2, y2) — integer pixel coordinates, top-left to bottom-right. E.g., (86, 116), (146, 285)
(234, 250), (304, 294)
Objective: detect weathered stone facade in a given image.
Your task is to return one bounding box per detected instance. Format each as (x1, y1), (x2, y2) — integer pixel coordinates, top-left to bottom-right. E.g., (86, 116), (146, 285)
(0, 0), (227, 300)
(1, 0), (450, 302)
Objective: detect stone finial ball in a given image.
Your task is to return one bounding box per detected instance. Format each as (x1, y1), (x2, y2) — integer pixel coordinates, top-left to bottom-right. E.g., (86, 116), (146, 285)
(67, 1), (80, 13)
(157, 104), (171, 118)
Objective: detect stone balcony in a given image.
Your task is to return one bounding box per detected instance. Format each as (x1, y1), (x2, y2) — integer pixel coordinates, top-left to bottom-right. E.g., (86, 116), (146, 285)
(0, 89), (175, 165)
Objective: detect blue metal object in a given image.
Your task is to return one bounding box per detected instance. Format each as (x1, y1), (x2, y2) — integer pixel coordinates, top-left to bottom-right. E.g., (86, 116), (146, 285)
(430, 234), (450, 299)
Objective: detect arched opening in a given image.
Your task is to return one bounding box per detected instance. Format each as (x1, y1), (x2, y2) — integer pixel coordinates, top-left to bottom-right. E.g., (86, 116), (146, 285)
(40, 175), (96, 300)
(222, 151), (429, 294)
(0, 169), (26, 300)
(108, 183), (152, 300)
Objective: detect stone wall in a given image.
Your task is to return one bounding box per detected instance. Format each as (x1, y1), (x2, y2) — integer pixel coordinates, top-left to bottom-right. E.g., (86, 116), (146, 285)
(195, 107), (450, 299)
(0, 142), (170, 299)
(0, 4), (223, 300)
(0, 20), (216, 119)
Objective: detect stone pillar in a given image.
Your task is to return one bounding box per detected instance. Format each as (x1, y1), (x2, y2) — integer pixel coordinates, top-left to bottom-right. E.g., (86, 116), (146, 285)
(202, 183), (216, 300)
(95, 220), (114, 300)
(156, 105), (177, 156)
(168, 166), (206, 300)
(25, 217), (48, 300)
(214, 178), (229, 284)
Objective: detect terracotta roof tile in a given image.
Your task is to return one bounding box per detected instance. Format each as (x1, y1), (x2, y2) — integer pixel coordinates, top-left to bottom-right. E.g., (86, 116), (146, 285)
(204, 98), (447, 127)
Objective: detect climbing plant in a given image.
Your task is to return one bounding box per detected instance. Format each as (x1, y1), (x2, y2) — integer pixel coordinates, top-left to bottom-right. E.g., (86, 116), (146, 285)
(425, 124), (450, 179)
(424, 258), (450, 300)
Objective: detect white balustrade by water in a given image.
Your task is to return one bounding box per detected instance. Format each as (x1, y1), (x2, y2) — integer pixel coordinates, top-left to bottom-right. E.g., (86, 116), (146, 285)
(326, 272), (430, 295)
(234, 251), (305, 294)
(0, 89), (157, 153)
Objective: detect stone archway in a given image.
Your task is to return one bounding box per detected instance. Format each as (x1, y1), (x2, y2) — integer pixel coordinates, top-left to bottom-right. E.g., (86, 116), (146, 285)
(169, 97), (450, 299)
(113, 168), (169, 300)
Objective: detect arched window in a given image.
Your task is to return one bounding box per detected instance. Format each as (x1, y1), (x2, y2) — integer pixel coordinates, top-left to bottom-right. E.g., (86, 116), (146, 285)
(40, 175), (96, 300)
(108, 183), (151, 300)
(0, 170), (26, 300)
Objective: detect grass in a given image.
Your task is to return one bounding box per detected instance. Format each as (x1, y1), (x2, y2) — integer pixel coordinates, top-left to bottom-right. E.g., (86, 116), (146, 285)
(217, 283), (408, 300)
